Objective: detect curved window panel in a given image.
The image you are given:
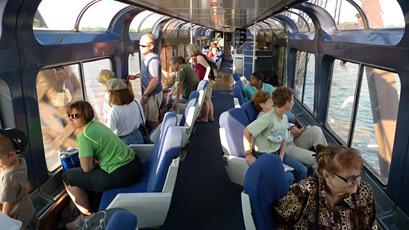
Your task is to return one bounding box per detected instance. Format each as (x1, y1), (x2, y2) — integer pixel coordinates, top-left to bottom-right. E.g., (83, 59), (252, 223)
(352, 67), (400, 184)
(139, 13), (164, 33)
(294, 51), (307, 101)
(129, 11), (154, 32)
(0, 77), (14, 129)
(309, 0), (363, 30)
(289, 9), (315, 32)
(303, 54), (315, 112)
(354, 0), (404, 28)
(78, 0), (129, 31)
(34, 0), (89, 30)
(82, 59), (112, 124)
(179, 23), (191, 37)
(277, 47), (287, 86)
(36, 65), (83, 171)
(163, 19), (183, 34)
(281, 11), (311, 32)
(326, 60), (359, 143)
(128, 52), (142, 98)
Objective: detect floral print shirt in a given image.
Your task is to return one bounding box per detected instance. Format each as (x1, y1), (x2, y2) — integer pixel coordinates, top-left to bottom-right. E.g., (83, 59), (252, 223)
(274, 176), (378, 230)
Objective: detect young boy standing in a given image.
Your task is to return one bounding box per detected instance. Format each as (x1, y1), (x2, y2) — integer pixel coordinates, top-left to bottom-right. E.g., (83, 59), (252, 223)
(0, 128), (38, 229)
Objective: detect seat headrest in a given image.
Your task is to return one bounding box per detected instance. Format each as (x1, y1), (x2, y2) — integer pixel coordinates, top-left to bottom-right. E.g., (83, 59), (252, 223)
(285, 111), (295, 124)
(244, 154), (289, 230)
(232, 83), (245, 105)
(241, 100), (259, 122)
(232, 72), (241, 82)
(197, 80), (208, 91)
(179, 91), (199, 126)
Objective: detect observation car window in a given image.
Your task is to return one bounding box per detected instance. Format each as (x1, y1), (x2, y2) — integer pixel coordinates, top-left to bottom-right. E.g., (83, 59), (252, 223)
(277, 46), (287, 86)
(353, 0), (404, 28)
(282, 11), (313, 32)
(352, 67), (400, 185)
(308, 0), (363, 30)
(178, 44), (185, 58)
(326, 59), (359, 143)
(128, 52), (142, 98)
(294, 51), (316, 111)
(34, 0), (90, 30)
(161, 46), (174, 84)
(82, 59), (112, 124)
(139, 13), (164, 33)
(129, 11), (154, 33)
(0, 77), (14, 129)
(304, 54), (315, 112)
(288, 9), (315, 32)
(78, 0), (129, 31)
(36, 65), (83, 172)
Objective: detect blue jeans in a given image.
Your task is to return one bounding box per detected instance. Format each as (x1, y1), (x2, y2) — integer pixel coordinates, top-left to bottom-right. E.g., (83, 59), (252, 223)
(252, 150), (307, 185)
(119, 130), (144, 146)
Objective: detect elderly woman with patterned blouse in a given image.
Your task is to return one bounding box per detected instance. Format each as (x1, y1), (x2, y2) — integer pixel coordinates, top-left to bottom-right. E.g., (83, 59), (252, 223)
(274, 144), (377, 229)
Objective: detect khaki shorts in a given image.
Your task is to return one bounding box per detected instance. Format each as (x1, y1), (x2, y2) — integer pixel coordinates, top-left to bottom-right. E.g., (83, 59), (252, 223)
(204, 79), (214, 102)
(142, 91), (163, 122)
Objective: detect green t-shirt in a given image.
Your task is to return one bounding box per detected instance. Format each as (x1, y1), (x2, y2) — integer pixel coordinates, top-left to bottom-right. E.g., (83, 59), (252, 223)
(77, 120), (135, 174)
(247, 109), (288, 153)
(176, 64), (199, 99)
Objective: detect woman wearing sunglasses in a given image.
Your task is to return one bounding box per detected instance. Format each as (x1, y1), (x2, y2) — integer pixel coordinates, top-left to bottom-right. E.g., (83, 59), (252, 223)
(274, 144), (377, 229)
(62, 100), (142, 229)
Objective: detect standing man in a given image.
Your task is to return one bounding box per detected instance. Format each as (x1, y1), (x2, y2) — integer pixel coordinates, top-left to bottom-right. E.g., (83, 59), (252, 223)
(169, 56), (199, 109)
(128, 34), (163, 129)
(243, 72), (275, 101)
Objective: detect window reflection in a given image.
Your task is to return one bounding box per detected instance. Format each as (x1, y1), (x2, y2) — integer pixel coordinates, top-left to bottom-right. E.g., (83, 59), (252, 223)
(304, 54), (315, 111)
(294, 50), (307, 100)
(36, 65), (83, 171)
(352, 67), (400, 184)
(129, 52), (142, 98)
(327, 59), (359, 143)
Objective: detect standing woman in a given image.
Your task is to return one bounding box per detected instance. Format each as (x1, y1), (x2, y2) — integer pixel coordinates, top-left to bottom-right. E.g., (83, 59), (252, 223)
(106, 78), (145, 145)
(186, 43), (215, 123)
(62, 100), (142, 229)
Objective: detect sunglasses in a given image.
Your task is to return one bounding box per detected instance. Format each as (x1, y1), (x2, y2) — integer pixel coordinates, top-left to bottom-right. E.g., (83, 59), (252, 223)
(67, 113), (80, 119)
(330, 170), (365, 183)
(139, 44), (149, 48)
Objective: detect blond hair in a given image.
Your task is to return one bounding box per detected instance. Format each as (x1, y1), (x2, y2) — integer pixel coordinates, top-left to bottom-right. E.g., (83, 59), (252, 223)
(186, 44), (201, 56)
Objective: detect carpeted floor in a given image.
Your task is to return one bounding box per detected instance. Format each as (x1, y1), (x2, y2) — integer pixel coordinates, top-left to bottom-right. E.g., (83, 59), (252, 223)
(161, 90), (245, 230)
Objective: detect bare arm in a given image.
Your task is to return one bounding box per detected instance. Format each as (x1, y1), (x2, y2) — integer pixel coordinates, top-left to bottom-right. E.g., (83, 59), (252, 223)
(279, 140), (287, 161)
(172, 80), (183, 108)
(196, 55), (211, 81)
(243, 128), (257, 166)
(80, 156), (97, 173)
(127, 72), (141, 81)
(2, 201), (14, 215)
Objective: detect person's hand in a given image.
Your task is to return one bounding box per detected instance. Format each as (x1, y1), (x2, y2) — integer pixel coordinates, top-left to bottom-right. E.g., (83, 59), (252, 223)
(246, 154), (257, 166)
(291, 126), (301, 138)
(127, 72), (140, 80)
(171, 101), (178, 109)
(142, 94), (148, 104)
(93, 157), (100, 166)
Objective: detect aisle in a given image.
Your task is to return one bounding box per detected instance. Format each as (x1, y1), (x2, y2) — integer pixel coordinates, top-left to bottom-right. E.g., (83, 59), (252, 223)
(162, 89), (245, 230)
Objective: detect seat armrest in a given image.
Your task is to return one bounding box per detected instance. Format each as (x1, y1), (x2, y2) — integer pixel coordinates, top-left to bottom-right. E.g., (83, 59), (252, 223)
(233, 98), (241, 108)
(107, 192), (172, 229)
(223, 155), (249, 186)
(129, 144), (154, 162)
(241, 192), (256, 230)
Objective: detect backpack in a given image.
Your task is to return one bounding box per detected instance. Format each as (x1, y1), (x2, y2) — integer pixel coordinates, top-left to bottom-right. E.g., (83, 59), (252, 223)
(207, 60), (218, 81)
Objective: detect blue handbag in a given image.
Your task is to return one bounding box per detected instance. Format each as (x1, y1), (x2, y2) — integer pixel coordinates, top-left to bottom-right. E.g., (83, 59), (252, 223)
(60, 148), (80, 170)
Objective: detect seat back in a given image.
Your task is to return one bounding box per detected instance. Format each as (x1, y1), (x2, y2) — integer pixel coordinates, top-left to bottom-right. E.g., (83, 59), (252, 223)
(219, 108), (249, 157)
(197, 79), (208, 91)
(232, 72), (241, 82)
(242, 154), (289, 230)
(241, 100), (259, 122)
(105, 211), (137, 230)
(146, 126), (182, 192)
(179, 91), (199, 126)
(285, 111), (295, 124)
(233, 83), (245, 106)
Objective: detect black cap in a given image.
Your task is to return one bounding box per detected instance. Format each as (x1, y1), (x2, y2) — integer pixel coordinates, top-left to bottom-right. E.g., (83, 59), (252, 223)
(0, 128), (27, 153)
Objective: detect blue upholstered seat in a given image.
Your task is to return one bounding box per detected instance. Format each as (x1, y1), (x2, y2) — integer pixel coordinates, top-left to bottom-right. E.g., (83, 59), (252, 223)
(233, 82), (245, 106)
(241, 100), (258, 122)
(98, 126), (182, 228)
(179, 90), (199, 126)
(242, 154), (289, 230)
(197, 79), (208, 91)
(232, 72), (241, 82)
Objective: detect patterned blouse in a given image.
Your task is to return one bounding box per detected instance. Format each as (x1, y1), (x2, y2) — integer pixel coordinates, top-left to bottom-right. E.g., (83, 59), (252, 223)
(274, 176), (377, 230)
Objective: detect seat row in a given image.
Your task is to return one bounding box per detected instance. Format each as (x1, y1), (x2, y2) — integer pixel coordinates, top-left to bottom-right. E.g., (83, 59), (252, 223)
(97, 80), (209, 229)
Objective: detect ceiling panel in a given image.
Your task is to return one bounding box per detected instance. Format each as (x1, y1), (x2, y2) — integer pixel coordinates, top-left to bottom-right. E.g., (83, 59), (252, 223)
(124, 0), (306, 32)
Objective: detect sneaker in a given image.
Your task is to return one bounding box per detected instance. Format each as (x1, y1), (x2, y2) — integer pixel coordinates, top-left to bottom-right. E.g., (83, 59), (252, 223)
(66, 214), (86, 230)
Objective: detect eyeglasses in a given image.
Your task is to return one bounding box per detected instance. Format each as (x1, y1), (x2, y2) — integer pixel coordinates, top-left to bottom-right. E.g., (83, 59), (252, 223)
(330, 170), (365, 183)
(67, 113), (80, 119)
